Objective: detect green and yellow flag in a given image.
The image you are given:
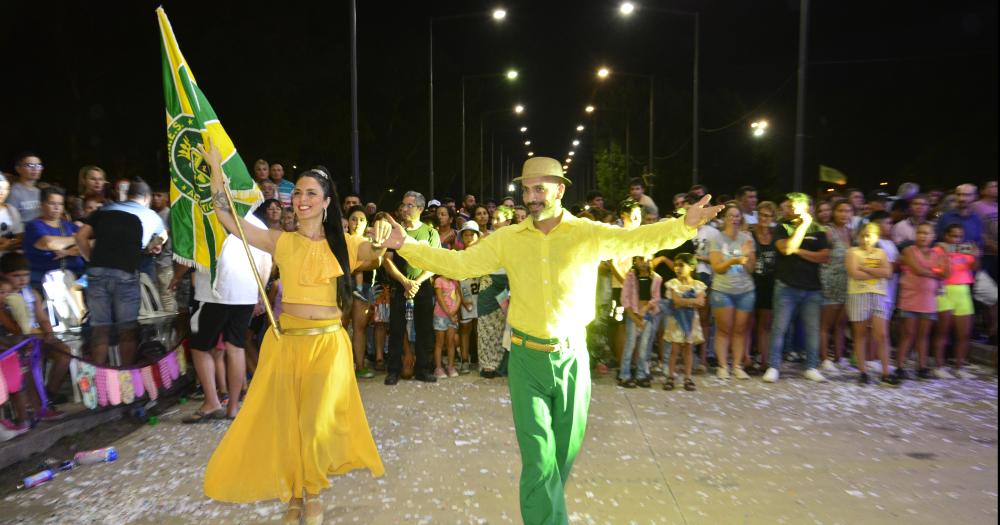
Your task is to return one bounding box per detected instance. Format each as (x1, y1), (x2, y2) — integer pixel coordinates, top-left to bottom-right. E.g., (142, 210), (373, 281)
(157, 7), (261, 281)
(819, 164), (847, 185)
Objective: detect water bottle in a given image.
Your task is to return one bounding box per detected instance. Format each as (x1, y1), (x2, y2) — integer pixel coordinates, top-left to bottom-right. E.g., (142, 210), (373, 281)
(18, 469), (54, 490)
(73, 447), (118, 465)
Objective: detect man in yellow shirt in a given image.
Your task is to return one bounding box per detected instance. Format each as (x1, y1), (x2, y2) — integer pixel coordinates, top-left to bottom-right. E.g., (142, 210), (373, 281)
(381, 157), (722, 525)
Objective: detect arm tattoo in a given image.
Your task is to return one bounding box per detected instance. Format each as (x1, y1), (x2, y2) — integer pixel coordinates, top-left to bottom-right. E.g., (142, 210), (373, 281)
(213, 191), (232, 212)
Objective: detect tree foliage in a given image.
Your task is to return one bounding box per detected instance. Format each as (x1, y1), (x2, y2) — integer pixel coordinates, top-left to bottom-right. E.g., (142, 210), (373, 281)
(595, 141), (628, 206)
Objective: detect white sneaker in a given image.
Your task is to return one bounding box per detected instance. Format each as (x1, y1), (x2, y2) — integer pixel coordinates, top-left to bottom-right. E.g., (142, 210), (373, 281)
(955, 369), (976, 380)
(804, 368), (828, 382)
(867, 360), (883, 375)
(733, 367), (751, 380)
(933, 368), (955, 380)
(716, 367), (730, 379)
(762, 368), (780, 383)
(820, 359), (838, 372)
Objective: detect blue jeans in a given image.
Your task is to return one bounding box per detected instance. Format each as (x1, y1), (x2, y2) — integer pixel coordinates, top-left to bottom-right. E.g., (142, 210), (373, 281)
(641, 299), (668, 362)
(768, 281), (821, 370)
(620, 309), (659, 380)
(85, 267), (141, 327)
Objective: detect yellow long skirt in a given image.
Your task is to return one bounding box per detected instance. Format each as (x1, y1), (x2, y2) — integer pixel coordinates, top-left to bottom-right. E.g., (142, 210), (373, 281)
(204, 313), (385, 503)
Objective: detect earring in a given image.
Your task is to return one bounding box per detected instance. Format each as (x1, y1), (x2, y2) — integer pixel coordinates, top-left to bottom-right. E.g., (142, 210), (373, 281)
(323, 207), (328, 222)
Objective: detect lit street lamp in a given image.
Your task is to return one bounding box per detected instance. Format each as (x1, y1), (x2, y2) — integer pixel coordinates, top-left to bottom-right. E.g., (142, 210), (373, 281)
(596, 67), (654, 176)
(462, 69), (518, 198)
(585, 105), (595, 113)
(572, 139), (580, 146)
(751, 119), (769, 137)
(616, 5), (700, 185)
(576, 124), (585, 131)
(520, 126), (527, 132)
(479, 105), (524, 202)
(431, 7), (507, 197)
(514, 104), (525, 114)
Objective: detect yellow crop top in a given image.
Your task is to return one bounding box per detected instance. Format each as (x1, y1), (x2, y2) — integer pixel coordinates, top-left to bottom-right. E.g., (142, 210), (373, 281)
(274, 232), (363, 307)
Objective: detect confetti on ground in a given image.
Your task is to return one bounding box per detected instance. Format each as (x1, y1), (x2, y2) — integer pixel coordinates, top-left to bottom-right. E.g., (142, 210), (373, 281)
(0, 364), (995, 524)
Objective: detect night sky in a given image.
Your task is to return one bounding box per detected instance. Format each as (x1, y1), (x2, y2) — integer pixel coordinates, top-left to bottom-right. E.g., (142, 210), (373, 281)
(2, 0), (996, 207)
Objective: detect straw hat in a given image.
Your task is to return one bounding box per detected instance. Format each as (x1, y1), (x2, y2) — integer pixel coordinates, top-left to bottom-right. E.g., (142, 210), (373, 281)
(511, 157), (572, 186)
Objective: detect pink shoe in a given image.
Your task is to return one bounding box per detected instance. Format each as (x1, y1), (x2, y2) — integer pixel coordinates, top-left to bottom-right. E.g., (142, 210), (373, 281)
(596, 362), (610, 375)
(447, 366), (459, 378)
(433, 367), (448, 379)
(0, 419), (30, 436)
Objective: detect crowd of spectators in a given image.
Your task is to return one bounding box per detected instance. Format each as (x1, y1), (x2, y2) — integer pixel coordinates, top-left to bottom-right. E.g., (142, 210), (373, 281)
(1, 147), (996, 441)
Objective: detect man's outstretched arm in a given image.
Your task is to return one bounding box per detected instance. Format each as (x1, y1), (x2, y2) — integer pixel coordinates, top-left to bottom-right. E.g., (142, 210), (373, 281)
(595, 194), (724, 258)
(382, 215), (503, 280)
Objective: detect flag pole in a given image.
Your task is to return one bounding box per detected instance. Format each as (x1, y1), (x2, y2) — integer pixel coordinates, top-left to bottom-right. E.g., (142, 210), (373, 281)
(220, 183), (281, 339)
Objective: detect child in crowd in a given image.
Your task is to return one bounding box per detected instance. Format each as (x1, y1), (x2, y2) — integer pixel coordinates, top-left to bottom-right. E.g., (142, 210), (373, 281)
(869, 211), (900, 370)
(896, 223), (949, 380)
(932, 224), (979, 379)
(432, 273), (460, 378)
(457, 221), (482, 374)
(845, 223), (899, 386)
(663, 253), (706, 391)
(370, 211), (393, 371)
(617, 256), (663, 388)
(0, 254), (70, 426)
(0, 277), (32, 439)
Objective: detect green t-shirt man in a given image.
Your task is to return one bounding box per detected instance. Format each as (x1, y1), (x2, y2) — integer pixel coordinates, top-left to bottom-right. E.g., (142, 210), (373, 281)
(395, 222), (441, 280)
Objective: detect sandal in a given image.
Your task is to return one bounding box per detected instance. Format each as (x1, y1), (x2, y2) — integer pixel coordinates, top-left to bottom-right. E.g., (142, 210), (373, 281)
(304, 495), (324, 525)
(636, 377), (652, 388)
(181, 408), (226, 424)
(663, 376), (675, 391)
(683, 378), (697, 391)
(283, 498), (303, 525)
(617, 377), (637, 389)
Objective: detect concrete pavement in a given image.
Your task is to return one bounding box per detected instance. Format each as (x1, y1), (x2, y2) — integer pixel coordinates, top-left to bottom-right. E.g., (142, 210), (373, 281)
(0, 364), (996, 524)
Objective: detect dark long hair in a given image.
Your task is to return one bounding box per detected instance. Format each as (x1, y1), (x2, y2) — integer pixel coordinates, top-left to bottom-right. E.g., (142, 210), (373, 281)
(297, 169), (352, 310)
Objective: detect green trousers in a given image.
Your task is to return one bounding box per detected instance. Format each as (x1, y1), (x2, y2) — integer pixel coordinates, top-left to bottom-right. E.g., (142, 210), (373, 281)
(508, 328), (591, 525)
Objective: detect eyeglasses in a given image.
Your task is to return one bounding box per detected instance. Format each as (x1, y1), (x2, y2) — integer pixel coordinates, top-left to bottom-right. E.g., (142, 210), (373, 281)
(20, 163), (43, 170)
(401, 203), (419, 209)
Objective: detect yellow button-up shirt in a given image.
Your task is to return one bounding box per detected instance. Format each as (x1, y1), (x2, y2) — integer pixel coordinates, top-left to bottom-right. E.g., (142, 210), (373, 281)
(397, 209), (696, 339)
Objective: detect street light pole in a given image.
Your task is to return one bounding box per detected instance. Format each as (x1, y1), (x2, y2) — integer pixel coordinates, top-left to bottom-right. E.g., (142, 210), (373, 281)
(462, 70), (518, 203)
(596, 69), (654, 179)
(648, 75), (654, 175)
(429, 9), (507, 203)
(350, 0), (360, 194)
(793, 0), (809, 192)
(428, 17), (435, 197)
(479, 106), (524, 202)
(460, 78), (465, 198)
(692, 12), (700, 186)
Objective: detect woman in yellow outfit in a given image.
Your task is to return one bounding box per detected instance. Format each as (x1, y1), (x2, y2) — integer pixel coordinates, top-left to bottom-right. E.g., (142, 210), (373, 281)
(198, 138), (388, 525)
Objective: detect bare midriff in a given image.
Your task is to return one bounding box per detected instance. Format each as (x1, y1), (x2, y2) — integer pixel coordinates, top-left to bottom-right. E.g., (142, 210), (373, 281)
(282, 302), (343, 321)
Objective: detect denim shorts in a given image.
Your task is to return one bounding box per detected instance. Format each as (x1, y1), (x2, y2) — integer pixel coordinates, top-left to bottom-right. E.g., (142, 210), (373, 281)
(85, 267), (141, 327)
(899, 310), (938, 321)
(433, 315), (458, 331)
(710, 289), (756, 311)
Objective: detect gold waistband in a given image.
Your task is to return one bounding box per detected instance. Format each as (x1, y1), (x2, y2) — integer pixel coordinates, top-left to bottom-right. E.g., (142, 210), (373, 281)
(278, 322), (342, 336)
(510, 334), (559, 353)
